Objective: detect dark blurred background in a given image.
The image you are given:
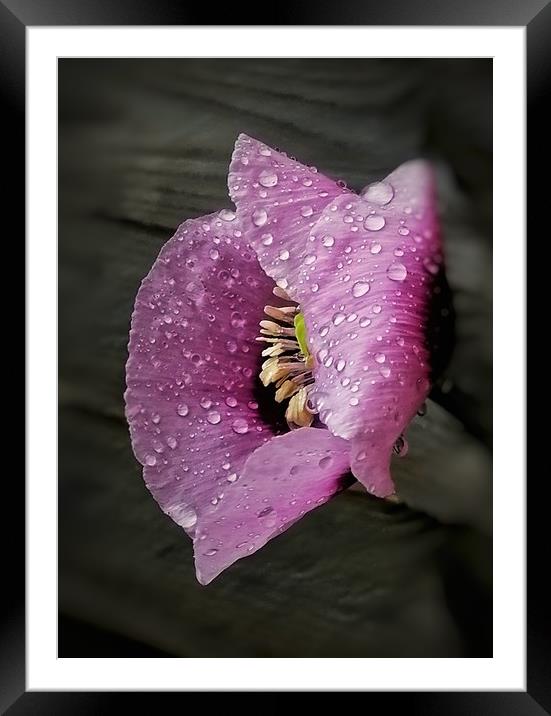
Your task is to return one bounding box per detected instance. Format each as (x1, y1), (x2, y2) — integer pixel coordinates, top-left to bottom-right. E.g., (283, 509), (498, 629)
(59, 59), (492, 657)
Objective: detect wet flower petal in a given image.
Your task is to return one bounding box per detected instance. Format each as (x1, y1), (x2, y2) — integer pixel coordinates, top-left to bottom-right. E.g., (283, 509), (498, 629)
(194, 427), (351, 585)
(228, 133), (349, 300)
(299, 161), (442, 496)
(125, 212), (288, 543)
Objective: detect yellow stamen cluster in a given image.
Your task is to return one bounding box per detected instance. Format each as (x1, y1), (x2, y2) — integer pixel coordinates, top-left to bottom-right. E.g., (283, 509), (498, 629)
(256, 289), (315, 428)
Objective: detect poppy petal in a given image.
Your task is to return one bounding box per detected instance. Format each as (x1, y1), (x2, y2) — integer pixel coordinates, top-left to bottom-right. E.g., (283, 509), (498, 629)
(193, 427), (351, 585)
(298, 161), (442, 497)
(125, 212), (287, 545)
(228, 133), (349, 300)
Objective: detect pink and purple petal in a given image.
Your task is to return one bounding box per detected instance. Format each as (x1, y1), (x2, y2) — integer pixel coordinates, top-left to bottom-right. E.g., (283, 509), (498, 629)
(228, 133), (350, 300)
(298, 161), (442, 497)
(194, 427), (351, 585)
(125, 211), (288, 545)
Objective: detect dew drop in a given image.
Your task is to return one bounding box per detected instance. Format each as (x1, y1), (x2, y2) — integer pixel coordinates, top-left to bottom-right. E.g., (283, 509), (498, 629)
(365, 214), (386, 231)
(370, 242), (382, 254)
(359, 317), (371, 327)
(145, 455), (157, 466)
(423, 257), (440, 275)
(177, 403), (189, 417)
(387, 262), (407, 282)
(379, 366), (391, 378)
(225, 396), (237, 407)
(279, 249), (290, 261)
(374, 352), (386, 363)
(167, 436), (178, 449)
(319, 455), (333, 469)
(322, 235), (335, 247)
(362, 181), (394, 205)
(207, 411), (221, 425)
(232, 418), (249, 435)
(332, 312), (346, 326)
(304, 253), (317, 265)
(372, 304), (382, 314)
(227, 473), (238, 483)
(219, 209), (236, 222)
(261, 233), (274, 246)
(393, 435), (408, 457)
(300, 205), (314, 218)
(259, 170), (278, 187)
(252, 208), (268, 227)
(352, 281), (370, 298)
(173, 505), (197, 529)
(335, 358), (346, 372)
(205, 549), (218, 556)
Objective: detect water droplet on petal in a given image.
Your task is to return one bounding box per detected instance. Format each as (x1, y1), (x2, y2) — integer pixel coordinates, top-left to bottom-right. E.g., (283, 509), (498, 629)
(387, 262), (407, 282)
(261, 233), (273, 246)
(177, 403), (189, 417)
(145, 455), (157, 466)
(252, 208), (268, 226)
(423, 257), (440, 275)
(374, 352), (386, 363)
(379, 366), (391, 378)
(322, 235), (335, 247)
(205, 548), (218, 556)
(207, 411), (221, 425)
(332, 312), (346, 326)
(232, 418), (249, 435)
(173, 505), (197, 529)
(365, 214), (386, 231)
(319, 455), (333, 469)
(219, 209), (236, 222)
(359, 317), (371, 327)
(279, 249), (290, 261)
(393, 435), (408, 457)
(259, 170), (278, 187)
(336, 359), (346, 372)
(300, 205), (314, 218)
(370, 242), (382, 254)
(225, 396), (237, 407)
(362, 181), (394, 205)
(352, 281), (370, 298)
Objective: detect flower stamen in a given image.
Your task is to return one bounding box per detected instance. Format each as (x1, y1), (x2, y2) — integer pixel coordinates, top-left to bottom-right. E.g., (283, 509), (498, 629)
(256, 299), (316, 428)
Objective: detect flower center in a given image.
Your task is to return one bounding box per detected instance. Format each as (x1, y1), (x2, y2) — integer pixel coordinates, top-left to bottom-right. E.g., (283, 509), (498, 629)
(256, 289), (315, 428)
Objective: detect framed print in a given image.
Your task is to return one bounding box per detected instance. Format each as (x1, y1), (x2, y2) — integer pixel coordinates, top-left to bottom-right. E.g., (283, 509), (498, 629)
(9, 0), (541, 709)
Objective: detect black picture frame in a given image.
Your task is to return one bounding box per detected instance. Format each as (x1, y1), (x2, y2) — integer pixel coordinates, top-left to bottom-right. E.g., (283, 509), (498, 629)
(8, 0), (542, 710)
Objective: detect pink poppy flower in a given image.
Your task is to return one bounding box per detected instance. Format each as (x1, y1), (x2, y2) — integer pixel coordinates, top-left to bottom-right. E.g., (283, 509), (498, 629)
(125, 134), (445, 584)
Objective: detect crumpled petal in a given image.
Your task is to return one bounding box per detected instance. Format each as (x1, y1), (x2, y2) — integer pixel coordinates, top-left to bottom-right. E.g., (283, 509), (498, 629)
(228, 133), (349, 300)
(194, 427), (351, 585)
(125, 210), (288, 541)
(297, 161), (442, 497)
